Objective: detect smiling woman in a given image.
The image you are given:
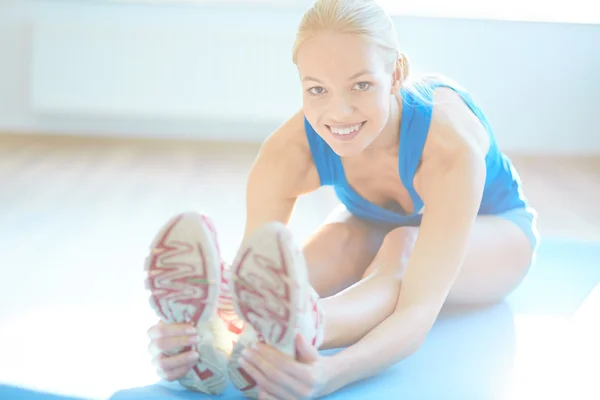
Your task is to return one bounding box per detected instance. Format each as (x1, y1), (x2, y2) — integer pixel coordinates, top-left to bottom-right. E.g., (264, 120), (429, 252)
(294, 28), (409, 157)
(143, 0), (539, 399)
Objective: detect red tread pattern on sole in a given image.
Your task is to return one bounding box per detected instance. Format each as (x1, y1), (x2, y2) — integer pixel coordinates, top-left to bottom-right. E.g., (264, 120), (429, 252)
(233, 233), (294, 346)
(146, 214), (212, 324)
(145, 214), (221, 385)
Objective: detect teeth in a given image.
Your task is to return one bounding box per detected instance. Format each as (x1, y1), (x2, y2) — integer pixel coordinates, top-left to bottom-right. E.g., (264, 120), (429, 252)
(330, 123), (362, 135)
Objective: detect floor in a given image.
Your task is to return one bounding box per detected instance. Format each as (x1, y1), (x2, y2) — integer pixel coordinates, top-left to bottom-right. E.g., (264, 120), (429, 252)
(0, 133), (599, 400)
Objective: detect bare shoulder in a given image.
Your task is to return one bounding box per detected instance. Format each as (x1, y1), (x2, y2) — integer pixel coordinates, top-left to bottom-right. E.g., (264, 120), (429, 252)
(414, 86), (489, 200)
(422, 86), (490, 163)
(250, 109), (320, 198)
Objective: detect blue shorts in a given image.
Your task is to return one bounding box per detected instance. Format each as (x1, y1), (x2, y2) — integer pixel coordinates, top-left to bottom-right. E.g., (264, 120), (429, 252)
(328, 204), (540, 256)
(494, 206), (540, 254)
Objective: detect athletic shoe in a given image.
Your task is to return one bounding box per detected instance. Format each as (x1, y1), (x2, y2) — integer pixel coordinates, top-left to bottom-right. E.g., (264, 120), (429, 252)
(227, 221), (325, 398)
(227, 324), (261, 399)
(144, 212), (244, 395)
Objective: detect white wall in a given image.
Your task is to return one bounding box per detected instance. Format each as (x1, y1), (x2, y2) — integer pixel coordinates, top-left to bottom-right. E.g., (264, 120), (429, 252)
(1, 0), (599, 154)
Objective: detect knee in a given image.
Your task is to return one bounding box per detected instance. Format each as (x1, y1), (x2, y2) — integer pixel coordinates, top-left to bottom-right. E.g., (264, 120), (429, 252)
(312, 222), (355, 252)
(381, 226), (419, 252)
(304, 222), (363, 296)
(364, 226), (418, 279)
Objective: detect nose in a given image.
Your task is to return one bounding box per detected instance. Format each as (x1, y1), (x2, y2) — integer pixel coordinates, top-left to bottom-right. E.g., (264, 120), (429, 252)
(328, 93), (354, 121)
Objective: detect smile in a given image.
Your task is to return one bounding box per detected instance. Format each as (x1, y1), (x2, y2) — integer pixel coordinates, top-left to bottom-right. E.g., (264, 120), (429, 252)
(326, 122), (366, 141)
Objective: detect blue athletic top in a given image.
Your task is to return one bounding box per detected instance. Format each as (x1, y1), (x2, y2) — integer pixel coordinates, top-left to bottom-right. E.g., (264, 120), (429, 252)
(304, 79), (529, 226)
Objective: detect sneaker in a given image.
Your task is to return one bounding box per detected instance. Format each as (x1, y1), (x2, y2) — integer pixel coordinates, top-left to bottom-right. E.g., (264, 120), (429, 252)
(204, 215), (246, 353)
(227, 325), (260, 399)
(144, 212), (243, 395)
(227, 221), (324, 397)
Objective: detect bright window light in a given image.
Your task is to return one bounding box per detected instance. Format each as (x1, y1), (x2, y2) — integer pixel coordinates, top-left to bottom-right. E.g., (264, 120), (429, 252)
(112, 0), (599, 25)
(378, 0), (599, 25)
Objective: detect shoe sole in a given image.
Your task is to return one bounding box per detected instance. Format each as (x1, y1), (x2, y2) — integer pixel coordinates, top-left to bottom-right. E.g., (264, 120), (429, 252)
(227, 339), (259, 398)
(144, 212), (227, 394)
(231, 222), (307, 357)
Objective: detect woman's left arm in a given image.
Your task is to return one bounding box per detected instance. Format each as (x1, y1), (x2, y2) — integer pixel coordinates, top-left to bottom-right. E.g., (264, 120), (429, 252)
(325, 88), (490, 394)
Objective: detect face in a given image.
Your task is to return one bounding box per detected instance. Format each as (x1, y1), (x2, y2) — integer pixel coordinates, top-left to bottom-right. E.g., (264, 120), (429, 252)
(296, 32), (400, 157)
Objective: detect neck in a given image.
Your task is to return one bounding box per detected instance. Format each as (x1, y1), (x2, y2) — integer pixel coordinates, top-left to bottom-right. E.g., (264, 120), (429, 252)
(363, 94), (402, 157)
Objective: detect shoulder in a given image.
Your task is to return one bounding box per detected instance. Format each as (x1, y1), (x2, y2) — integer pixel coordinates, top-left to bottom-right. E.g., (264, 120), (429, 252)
(413, 85), (490, 197)
(250, 109), (320, 197)
(421, 86), (490, 167)
(412, 85), (489, 207)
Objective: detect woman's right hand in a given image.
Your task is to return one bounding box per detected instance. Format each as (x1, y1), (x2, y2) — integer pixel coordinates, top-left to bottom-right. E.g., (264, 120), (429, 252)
(147, 321), (201, 381)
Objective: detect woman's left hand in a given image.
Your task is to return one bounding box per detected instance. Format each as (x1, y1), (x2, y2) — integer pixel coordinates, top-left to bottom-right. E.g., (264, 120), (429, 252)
(240, 334), (333, 399)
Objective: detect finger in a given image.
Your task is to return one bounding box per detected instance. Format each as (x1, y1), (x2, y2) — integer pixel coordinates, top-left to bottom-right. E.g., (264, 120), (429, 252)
(157, 363), (191, 382)
(295, 334), (319, 363)
(154, 350), (200, 373)
(255, 344), (314, 384)
(148, 334), (200, 357)
(147, 321), (197, 340)
(252, 345), (315, 399)
(239, 356), (295, 400)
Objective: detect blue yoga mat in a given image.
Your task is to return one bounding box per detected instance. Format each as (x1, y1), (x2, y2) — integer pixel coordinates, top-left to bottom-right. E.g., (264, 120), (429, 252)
(108, 238), (600, 400)
(0, 384), (85, 400)
(2, 238), (599, 400)
(109, 301), (517, 400)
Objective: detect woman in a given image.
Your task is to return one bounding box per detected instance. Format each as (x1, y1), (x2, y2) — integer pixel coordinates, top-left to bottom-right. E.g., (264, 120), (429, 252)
(144, 0), (539, 398)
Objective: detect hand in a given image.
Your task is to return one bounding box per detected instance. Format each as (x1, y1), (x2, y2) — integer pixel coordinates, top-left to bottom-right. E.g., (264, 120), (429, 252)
(240, 334), (332, 399)
(146, 320), (201, 382)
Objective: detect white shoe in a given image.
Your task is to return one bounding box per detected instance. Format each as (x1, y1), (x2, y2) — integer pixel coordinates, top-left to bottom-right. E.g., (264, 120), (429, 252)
(227, 221), (325, 398)
(144, 212), (244, 395)
(227, 324), (260, 399)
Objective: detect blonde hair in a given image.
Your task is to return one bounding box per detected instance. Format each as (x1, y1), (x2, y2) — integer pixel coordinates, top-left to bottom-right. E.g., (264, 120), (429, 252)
(293, 0), (434, 104)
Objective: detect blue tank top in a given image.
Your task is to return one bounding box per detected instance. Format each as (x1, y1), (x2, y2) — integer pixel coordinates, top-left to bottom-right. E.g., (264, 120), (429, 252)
(304, 79), (529, 226)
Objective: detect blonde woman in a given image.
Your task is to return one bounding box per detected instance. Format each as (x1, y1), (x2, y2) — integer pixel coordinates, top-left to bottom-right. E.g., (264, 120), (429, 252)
(144, 0), (539, 398)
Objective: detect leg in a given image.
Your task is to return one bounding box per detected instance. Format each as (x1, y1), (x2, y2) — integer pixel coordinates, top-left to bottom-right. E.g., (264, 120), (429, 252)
(319, 213), (536, 349)
(445, 213), (536, 304)
(318, 226), (416, 349)
(302, 205), (391, 298)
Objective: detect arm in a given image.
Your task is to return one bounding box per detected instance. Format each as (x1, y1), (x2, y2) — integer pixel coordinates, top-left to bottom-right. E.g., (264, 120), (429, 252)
(325, 89), (489, 393)
(241, 110), (320, 242)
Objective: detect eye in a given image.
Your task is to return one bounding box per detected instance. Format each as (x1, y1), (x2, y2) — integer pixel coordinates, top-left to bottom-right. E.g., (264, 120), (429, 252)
(307, 86), (327, 96)
(354, 82), (371, 91)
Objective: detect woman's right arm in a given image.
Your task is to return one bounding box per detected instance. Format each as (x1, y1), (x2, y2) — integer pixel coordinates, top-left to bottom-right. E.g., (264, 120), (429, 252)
(242, 111), (320, 242)
(146, 111), (318, 381)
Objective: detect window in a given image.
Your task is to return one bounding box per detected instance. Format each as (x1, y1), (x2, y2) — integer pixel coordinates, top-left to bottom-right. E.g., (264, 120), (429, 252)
(380, 0), (596, 25)
(104, 0), (598, 25)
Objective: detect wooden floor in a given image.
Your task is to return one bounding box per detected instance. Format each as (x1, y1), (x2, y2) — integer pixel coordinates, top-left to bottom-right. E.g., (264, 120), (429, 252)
(507, 154), (600, 242)
(1, 133), (598, 244)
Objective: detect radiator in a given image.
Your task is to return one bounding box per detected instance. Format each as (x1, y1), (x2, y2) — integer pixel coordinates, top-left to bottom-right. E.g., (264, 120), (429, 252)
(29, 15), (303, 125)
